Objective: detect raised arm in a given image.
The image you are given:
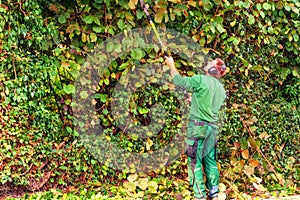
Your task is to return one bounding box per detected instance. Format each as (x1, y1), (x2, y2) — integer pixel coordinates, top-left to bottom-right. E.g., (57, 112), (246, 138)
(164, 56), (204, 91)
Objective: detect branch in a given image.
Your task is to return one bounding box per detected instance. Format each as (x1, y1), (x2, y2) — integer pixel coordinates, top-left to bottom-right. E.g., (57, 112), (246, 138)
(240, 117), (285, 186)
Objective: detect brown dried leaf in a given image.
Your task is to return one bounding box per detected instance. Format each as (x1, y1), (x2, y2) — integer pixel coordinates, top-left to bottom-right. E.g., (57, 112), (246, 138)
(242, 149), (249, 160)
(249, 159), (259, 167)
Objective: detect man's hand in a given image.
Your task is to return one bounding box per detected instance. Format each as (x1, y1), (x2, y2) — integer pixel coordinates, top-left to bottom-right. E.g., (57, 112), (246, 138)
(164, 56), (175, 68)
(164, 56), (179, 78)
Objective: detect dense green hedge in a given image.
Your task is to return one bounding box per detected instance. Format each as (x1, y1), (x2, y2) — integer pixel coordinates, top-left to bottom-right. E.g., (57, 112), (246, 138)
(0, 0), (299, 199)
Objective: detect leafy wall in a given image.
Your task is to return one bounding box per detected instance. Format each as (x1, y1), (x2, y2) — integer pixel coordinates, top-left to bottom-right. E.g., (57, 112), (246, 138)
(0, 0), (299, 199)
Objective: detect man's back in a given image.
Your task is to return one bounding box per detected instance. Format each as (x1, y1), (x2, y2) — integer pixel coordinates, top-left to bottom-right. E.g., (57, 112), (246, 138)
(173, 74), (226, 122)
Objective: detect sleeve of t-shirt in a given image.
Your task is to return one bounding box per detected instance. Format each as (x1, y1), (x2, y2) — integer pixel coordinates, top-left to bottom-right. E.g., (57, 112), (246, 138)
(172, 74), (204, 91)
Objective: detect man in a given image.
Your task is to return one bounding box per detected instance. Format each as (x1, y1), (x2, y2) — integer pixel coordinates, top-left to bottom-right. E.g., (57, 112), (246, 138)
(164, 56), (227, 200)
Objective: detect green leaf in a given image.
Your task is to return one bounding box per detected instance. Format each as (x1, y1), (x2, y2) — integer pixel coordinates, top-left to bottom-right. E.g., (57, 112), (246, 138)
(131, 134), (139, 140)
(93, 26), (104, 33)
(63, 84), (75, 94)
(260, 11), (265, 18)
(263, 2), (271, 10)
(284, 5), (291, 11)
(248, 15), (255, 25)
(83, 15), (94, 24)
(0, 7), (6, 13)
(106, 42), (114, 52)
(93, 16), (101, 25)
(292, 69), (299, 77)
(117, 19), (125, 29)
(119, 62), (129, 70)
(58, 15), (66, 24)
(114, 43), (122, 53)
(210, 24), (216, 34)
(242, 2), (250, 9)
(137, 10), (144, 19)
(202, 0), (213, 11)
(108, 27), (115, 34)
(216, 24), (226, 33)
(293, 33), (299, 42)
(80, 91), (89, 99)
(81, 0), (89, 4)
(291, 6), (299, 14)
(256, 3), (262, 10)
(104, 78), (109, 85)
(66, 126), (73, 134)
(199, 37), (206, 46)
(131, 49), (144, 60)
(94, 94), (108, 103)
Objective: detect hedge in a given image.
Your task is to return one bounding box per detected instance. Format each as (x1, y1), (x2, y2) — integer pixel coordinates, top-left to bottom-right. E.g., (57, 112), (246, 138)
(0, 0), (299, 199)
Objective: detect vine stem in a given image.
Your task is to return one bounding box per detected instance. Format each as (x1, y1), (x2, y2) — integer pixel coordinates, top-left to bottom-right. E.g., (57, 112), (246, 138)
(12, 1), (29, 16)
(240, 117), (285, 186)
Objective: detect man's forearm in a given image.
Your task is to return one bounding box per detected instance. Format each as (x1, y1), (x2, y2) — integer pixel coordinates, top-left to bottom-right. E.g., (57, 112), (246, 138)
(169, 65), (179, 78)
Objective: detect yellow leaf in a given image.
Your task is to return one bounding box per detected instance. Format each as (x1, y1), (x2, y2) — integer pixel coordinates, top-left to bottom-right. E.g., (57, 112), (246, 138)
(137, 178), (148, 190)
(248, 79), (254, 86)
(62, 193), (68, 200)
(217, 162), (221, 171)
(146, 138), (153, 151)
(128, 0), (138, 9)
(148, 181), (158, 193)
(242, 149), (249, 159)
(218, 192), (227, 200)
(188, 0), (197, 7)
(124, 182), (136, 192)
(137, 191), (144, 197)
(127, 173), (138, 182)
(253, 183), (267, 191)
(90, 32), (97, 42)
(233, 160), (245, 173)
(244, 165), (254, 176)
(181, 188), (191, 197)
(92, 99), (97, 105)
(155, 8), (167, 23)
(259, 131), (271, 140)
(219, 183), (227, 192)
(81, 33), (87, 43)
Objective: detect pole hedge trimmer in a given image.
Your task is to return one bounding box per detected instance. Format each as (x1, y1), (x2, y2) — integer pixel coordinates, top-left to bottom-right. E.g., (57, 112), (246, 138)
(139, 0), (170, 57)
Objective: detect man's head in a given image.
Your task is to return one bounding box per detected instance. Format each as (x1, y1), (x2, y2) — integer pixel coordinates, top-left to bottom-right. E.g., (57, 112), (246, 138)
(203, 58), (227, 78)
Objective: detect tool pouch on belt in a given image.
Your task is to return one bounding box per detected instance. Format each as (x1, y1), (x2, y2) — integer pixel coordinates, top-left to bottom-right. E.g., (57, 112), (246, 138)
(186, 138), (199, 158)
(185, 121), (211, 158)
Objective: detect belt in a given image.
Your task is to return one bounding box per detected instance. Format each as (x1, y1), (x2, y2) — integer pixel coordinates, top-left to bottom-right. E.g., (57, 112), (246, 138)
(190, 119), (215, 126)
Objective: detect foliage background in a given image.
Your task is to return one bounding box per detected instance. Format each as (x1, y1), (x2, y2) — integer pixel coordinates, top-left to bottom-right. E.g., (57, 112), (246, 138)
(0, 0), (299, 199)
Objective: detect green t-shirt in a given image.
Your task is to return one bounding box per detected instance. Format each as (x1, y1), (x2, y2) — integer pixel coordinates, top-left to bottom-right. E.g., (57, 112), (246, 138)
(173, 74), (226, 123)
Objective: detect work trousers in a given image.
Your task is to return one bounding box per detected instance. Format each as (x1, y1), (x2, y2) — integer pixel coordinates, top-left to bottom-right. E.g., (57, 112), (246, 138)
(186, 121), (220, 198)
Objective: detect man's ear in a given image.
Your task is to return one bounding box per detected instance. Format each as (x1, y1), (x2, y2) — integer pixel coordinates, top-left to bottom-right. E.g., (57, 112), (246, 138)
(208, 67), (218, 75)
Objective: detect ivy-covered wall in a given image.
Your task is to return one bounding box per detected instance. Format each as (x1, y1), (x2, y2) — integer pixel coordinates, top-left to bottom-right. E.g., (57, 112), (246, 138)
(0, 0), (299, 199)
